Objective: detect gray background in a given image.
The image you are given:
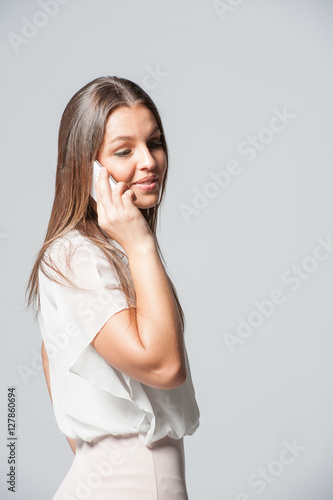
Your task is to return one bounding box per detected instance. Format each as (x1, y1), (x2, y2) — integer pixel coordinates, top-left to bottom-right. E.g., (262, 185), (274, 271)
(1, 0), (333, 498)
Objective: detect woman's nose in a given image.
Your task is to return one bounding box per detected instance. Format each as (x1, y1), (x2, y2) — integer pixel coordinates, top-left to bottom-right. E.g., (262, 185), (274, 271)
(137, 146), (157, 169)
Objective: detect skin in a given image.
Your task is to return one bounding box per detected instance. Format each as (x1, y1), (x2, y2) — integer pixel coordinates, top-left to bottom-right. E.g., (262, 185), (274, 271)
(42, 106), (170, 454)
(92, 104), (167, 211)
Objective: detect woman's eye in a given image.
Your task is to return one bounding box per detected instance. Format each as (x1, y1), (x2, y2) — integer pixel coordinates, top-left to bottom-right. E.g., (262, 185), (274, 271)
(114, 149), (131, 158)
(149, 141), (163, 149)
(114, 142), (163, 158)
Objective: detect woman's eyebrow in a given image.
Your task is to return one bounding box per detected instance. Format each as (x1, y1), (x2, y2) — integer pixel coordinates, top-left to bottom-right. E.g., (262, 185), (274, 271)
(109, 126), (160, 144)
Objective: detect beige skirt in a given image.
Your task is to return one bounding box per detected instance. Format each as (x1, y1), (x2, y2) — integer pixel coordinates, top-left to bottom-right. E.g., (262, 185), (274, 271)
(52, 433), (189, 500)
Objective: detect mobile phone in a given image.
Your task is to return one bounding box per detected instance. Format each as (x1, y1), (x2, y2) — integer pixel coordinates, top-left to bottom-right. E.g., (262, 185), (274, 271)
(90, 159), (117, 202)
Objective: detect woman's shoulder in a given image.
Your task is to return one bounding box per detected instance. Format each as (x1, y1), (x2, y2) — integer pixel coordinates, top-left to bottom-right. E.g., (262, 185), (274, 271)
(47, 230), (98, 254)
(43, 230), (101, 271)
(45, 230), (125, 267)
(40, 230), (110, 286)
(44, 229), (129, 271)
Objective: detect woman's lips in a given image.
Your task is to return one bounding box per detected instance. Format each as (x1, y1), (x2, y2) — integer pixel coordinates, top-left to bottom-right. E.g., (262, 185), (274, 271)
(133, 180), (157, 191)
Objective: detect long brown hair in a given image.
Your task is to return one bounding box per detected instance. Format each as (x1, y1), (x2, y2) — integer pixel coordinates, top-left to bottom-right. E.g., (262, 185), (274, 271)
(25, 76), (185, 332)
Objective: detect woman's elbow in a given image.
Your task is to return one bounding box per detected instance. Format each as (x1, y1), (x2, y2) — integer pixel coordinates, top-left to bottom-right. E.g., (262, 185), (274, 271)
(160, 362), (187, 390)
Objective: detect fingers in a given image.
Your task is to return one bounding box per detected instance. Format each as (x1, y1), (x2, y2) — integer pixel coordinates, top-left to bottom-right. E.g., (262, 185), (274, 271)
(122, 189), (136, 208)
(94, 175), (105, 226)
(94, 174), (100, 202)
(93, 166), (144, 243)
(97, 167), (113, 205)
(96, 167), (132, 212)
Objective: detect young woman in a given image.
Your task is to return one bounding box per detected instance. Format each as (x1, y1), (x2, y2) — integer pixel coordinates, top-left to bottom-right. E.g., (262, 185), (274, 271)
(26, 76), (200, 499)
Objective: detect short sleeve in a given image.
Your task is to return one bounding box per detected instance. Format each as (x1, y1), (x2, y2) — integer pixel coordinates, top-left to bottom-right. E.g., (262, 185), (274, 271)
(37, 232), (200, 445)
(38, 234), (134, 392)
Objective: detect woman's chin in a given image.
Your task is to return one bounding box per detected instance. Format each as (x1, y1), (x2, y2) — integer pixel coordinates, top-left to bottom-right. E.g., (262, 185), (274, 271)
(136, 201), (159, 210)
(132, 192), (159, 210)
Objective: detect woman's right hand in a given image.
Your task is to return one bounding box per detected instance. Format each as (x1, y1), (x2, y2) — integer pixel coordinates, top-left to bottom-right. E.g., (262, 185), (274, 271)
(95, 167), (154, 251)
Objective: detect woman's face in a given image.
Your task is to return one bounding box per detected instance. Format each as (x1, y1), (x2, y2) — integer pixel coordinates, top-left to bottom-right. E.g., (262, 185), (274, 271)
(96, 105), (166, 210)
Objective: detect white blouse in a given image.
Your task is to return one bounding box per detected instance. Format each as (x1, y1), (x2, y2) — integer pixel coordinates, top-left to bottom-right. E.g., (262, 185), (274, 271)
(37, 230), (200, 446)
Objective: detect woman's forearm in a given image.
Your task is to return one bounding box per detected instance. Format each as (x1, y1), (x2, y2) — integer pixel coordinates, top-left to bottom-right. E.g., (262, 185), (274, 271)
(126, 238), (186, 381)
